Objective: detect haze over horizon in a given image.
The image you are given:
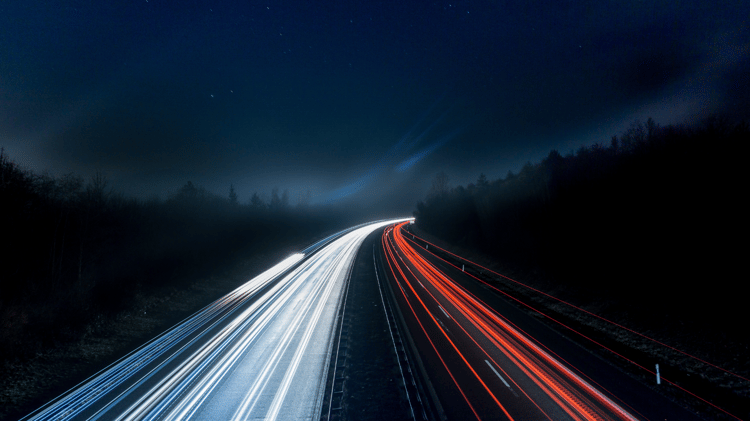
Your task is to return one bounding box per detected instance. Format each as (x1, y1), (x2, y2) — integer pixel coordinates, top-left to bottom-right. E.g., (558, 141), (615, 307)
(2, 0), (748, 213)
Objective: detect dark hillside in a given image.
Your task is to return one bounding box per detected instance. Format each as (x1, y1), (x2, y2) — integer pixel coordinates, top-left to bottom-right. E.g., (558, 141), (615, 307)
(413, 117), (750, 418)
(0, 151), (349, 363)
(414, 116), (748, 347)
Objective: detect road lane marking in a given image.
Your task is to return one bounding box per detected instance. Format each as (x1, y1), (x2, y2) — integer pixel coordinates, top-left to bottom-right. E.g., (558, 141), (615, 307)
(438, 306), (450, 319)
(436, 318), (451, 335)
(485, 360), (511, 388)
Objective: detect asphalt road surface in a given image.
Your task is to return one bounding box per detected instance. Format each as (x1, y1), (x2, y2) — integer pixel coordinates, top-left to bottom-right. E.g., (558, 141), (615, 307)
(379, 221), (707, 421)
(18, 218), (716, 421)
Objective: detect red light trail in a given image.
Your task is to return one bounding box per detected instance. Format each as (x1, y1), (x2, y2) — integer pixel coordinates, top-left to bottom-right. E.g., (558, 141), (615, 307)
(381, 222), (641, 421)
(401, 226), (745, 421)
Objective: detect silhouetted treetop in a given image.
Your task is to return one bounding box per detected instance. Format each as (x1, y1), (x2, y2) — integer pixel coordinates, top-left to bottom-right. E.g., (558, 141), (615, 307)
(250, 192), (264, 208)
(413, 115), (748, 321)
(229, 184), (238, 205)
(1, 151), (354, 363)
(428, 171), (450, 199)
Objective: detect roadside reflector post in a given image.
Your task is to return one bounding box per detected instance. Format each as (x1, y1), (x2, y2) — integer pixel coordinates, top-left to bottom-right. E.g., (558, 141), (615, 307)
(656, 364), (661, 385)
(426, 244), (428, 250)
(462, 264), (465, 272)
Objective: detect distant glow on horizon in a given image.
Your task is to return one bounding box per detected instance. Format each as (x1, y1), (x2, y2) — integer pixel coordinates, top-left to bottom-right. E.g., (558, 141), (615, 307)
(317, 102), (458, 204)
(317, 172), (377, 204)
(396, 128), (463, 172)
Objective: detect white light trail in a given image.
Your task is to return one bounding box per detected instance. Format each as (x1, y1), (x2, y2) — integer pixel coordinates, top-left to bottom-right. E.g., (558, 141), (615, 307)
(22, 219), (410, 421)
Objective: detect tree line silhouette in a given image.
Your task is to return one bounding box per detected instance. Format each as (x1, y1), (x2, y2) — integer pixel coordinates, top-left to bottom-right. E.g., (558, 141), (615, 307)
(0, 152), (345, 361)
(414, 117), (747, 327)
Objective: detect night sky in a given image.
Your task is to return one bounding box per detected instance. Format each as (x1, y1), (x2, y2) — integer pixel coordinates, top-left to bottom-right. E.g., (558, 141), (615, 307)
(1, 0), (748, 213)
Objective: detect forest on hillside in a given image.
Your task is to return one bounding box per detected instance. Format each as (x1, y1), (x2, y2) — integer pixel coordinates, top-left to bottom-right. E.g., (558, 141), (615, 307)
(414, 117), (747, 328)
(0, 153), (349, 362)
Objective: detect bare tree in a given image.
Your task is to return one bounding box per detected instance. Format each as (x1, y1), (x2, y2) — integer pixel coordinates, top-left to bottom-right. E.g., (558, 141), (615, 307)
(270, 187), (281, 209)
(428, 171), (450, 198)
(229, 184), (238, 205)
(250, 192), (264, 208)
(477, 173), (489, 189)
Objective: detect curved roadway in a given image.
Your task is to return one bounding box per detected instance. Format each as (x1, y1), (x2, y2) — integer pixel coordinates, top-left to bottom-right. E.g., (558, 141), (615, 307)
(379, 221), (706, 421)
(20, 219), (408, 421)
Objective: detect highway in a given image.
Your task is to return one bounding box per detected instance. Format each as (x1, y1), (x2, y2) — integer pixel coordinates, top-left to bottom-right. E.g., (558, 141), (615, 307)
(18, 218), (715, 421)
(380, 221), (707, 421)
(20, 219), (408, 421)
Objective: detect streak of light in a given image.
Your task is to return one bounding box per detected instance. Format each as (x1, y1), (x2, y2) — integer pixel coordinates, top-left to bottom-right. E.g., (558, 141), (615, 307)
(395, 127), (464, 172)
(406, 227), (745, 421)
(24, 253), (304, 421)
(382, 222), (640, 421)
(23, 219), (411, 421)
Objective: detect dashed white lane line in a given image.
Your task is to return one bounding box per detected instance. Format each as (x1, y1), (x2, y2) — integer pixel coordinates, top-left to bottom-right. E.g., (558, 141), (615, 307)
(485, 359), (511, 389)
